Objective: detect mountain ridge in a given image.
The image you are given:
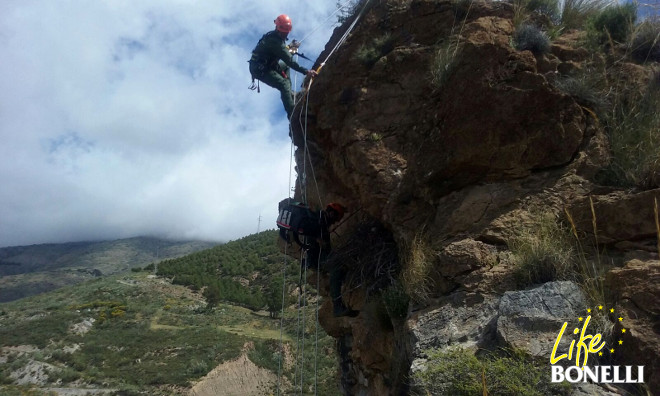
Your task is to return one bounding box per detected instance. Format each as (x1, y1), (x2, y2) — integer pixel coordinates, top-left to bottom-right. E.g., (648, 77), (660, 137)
(0, 236), (218, 302)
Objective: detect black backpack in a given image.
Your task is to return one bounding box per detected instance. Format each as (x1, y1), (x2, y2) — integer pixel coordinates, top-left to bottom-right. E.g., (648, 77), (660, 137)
(276, 199), (316, 245)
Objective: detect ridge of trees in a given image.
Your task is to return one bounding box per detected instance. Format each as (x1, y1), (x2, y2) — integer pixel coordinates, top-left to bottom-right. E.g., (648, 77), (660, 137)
(156, 230), (297, 315)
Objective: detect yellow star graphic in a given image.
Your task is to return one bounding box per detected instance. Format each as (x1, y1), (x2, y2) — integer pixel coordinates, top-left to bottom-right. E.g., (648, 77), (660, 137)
(599, 305), (603, 310)
(618, 317), (623, 321)
(579, 317), (583, 322)
(587, 308), (591, 313)
(610, 308), (614, 313)
(598, 352), (603, 356)
(622, 328), (626, 333)
(618, 340), (623, 345)
(610, 348), (615, 353)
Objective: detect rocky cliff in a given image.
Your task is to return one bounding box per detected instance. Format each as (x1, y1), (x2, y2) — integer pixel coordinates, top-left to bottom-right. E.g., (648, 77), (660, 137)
(290, 0), (659, 394)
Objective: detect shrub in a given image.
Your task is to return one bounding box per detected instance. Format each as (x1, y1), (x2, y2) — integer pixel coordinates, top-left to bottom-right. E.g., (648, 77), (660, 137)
(528, 0), (561, 24)
(513, 24), (551, 55)
(630, 20), (660, 63)
(512, 0), (559, 29)
(415, 348), (571, 396)
(597, 73), (660, 188)
(560, 0), (611, 30)
(52, 367), (81, 383)
(381, 283), (410, 322)
(587, 2), (637, 46)
(508, 211), (577, 287)
(552, 70), (608, 112)
(354, 34), (394, 67)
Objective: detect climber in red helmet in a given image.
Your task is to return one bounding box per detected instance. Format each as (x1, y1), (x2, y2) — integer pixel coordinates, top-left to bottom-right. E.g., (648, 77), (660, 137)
(249, 14), (317, 119)
(277, 199), (358, 317)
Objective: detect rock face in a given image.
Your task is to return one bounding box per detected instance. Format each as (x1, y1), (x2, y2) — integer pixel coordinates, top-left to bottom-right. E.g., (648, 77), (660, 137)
(289, 0), (660, 394)
(496, 281), (587, 358)
(604, 260), (660, 393)
(295, 0), (586, 238)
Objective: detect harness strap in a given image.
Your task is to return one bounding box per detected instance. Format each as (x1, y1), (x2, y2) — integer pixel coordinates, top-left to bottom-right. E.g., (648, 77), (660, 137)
(248, 77), (260, 93)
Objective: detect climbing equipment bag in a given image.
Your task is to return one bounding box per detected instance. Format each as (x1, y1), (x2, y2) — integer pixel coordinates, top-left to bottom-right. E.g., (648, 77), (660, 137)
(276, 199), (310, 235)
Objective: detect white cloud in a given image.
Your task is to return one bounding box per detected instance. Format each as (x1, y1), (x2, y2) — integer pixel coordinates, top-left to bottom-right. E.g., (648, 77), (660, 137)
(0, 0), (338, 247)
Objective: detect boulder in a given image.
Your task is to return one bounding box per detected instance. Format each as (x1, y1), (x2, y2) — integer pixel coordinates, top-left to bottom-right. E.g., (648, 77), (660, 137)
(408, 291), (499, 358)
(496, 281), (587, 358)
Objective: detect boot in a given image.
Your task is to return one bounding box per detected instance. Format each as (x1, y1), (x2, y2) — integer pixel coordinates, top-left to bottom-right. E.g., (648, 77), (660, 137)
(333, 298), (359, 318)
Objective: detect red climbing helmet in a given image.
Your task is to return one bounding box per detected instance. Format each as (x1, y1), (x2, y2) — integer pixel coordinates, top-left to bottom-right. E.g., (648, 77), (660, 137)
(274, 14), (293, 33)
(327, 203), (345, 220)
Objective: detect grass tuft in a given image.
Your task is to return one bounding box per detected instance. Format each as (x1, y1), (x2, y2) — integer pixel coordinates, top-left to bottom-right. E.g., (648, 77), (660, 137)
(586, 2), (637, 47)
(430, 39), (461, 89)
(513, 24), (551, 55)
(508, 211), (577, 287)
(400, 233), (432, 304)
(561, 0), (611, 30)
(415, 347), (570, 396)
(597, 71), (660, 188)
(552, 69), (609, 112)
(630, 19), (660, 63)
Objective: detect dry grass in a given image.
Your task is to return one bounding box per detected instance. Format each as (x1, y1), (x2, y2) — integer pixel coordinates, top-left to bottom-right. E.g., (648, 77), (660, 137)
(326, 221), (399, 295)
(599, 71), (660, 188)
(400, 232), (433, 304)
(430, 38), (462, 89)
(508, 211), (577, 287)
(561, 0), (611, 30)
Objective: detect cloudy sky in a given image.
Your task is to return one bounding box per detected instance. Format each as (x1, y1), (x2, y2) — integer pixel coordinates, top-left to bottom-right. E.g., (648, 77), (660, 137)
(0, 1), (341, 247)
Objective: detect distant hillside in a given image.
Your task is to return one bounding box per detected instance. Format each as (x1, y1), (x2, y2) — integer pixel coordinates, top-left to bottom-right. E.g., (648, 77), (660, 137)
(0, 237), (217, 302)
(0, 231), (339, 395)
(156, 230), (294, 312)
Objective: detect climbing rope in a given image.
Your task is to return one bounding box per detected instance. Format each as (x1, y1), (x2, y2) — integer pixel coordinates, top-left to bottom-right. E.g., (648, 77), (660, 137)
(277, 1), (372, 394)
(297, 0), (358, 46)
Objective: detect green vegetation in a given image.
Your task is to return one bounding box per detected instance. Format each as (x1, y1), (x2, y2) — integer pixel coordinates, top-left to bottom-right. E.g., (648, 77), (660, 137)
(0, 237), (215, 303)
(381, 283), (410, 323)
(0, 231), (341, 394)
(586, 2), (637, 46)
(415, 347), (570, 395)
(508, 207), (612, 308)
(560, 0), (610, 30)
(400, 233), (432, 304)
(513, 24), (551, 54)
(430, 38), (461, 89)
(354, 33), (394, 67)
(512, 0), (610, 31)
(157, 230), (297, 312)
(631, 20), (660, 63)
(600, 74), (660, 188)
(552, 70), (609, 111)
(271, 305), (341, 396)
(508, 211), (577, 287)
(544, 3), (660, 190)
(0, 386), (56, 396)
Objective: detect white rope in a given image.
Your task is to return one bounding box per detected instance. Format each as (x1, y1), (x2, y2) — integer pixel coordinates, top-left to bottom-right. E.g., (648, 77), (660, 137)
(297, 0), (358, 46)
(278, 1), (372, 393)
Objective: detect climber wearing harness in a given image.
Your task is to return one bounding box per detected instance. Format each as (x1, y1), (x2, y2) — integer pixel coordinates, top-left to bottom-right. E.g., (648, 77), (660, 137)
(249, 14), (317, 119)
(276, 199), (358, 317)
